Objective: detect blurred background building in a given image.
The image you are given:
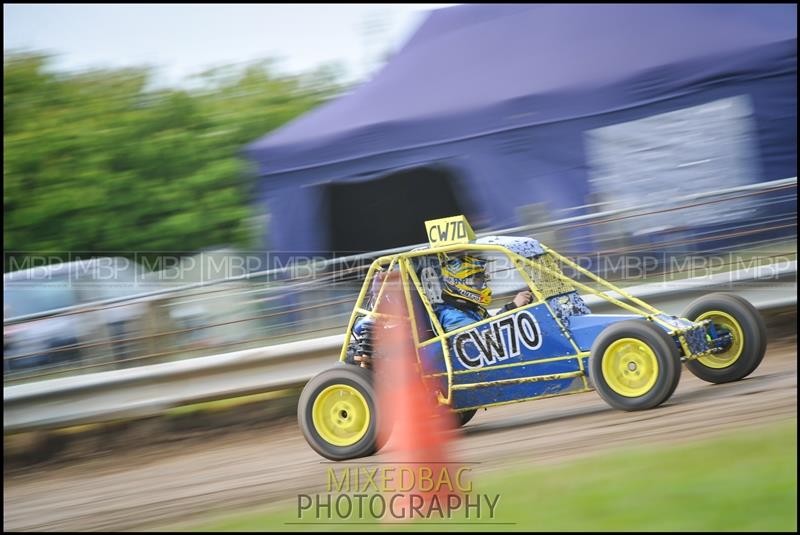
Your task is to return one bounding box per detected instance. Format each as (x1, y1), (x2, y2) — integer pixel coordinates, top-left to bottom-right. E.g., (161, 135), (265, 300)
(247, 4), (797, 254)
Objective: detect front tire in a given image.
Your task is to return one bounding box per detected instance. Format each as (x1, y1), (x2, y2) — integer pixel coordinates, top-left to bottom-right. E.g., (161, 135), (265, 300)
(298, 364), (378, 460)
(681, 293), (767, 384)
(590, 320), (681, 411)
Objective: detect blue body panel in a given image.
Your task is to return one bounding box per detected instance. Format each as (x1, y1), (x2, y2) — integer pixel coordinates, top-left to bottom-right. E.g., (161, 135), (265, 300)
(453, 358), (590, 410)
(418, 303), (590, 410)
(416, 306), (711, 410)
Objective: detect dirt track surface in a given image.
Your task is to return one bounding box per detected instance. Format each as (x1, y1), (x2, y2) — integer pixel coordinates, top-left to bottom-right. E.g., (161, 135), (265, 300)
(4, 339), (797, 532)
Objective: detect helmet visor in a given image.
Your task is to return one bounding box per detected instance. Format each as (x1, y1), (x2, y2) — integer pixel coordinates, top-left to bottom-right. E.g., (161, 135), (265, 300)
(464, 272), (488, 289)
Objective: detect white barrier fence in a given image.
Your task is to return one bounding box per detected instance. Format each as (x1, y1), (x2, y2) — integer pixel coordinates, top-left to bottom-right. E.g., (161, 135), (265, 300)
(4, 261), (795, 433)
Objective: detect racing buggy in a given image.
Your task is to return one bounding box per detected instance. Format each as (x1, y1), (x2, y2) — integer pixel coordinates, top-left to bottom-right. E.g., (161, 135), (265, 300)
(298, 216), (767, 460)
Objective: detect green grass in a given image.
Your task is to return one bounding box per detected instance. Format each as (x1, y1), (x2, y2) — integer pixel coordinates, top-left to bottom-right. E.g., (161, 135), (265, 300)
(163, 388), (300, 417)
(182, 419), (797, 532)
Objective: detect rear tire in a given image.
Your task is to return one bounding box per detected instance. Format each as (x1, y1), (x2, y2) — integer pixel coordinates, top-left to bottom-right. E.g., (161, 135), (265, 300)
(590, 320), (681, 411)
(455, 409), (477, 427)
(681, 293), (767, 384)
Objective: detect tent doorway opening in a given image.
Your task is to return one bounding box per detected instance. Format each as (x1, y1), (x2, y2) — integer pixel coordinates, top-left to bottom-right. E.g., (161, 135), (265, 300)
(323, 166), (467, 253)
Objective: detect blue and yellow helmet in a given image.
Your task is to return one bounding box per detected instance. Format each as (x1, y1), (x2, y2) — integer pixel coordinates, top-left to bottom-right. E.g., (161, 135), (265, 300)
(439, 254), (492, 306)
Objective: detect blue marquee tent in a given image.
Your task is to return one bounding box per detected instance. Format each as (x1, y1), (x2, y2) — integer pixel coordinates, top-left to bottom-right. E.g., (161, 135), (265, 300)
(246, 4), (797, 254)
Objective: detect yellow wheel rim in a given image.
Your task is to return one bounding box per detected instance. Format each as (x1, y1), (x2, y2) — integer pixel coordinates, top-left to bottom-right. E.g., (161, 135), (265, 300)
(312, 384), (370, 447)
(696, 311), (744, 369)
(601, 338), (659, 397)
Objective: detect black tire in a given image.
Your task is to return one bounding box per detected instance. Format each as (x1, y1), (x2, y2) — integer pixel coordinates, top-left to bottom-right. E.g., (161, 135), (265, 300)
(681, 293), (767, 384)
(454, 409), (477, 427)
(298, 364), (379, 461)
(590, 320), (681, 411)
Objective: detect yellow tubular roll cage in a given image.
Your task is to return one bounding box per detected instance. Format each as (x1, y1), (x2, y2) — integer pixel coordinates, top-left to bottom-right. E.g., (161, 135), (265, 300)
(338, 242), (680, 406)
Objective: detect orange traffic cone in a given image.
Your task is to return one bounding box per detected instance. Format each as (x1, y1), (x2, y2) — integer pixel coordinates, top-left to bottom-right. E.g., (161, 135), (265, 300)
(373, 272), (460, 522)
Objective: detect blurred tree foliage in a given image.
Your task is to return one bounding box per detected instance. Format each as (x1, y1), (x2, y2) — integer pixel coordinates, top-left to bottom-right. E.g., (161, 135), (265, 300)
(3, 52), (344, 267)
